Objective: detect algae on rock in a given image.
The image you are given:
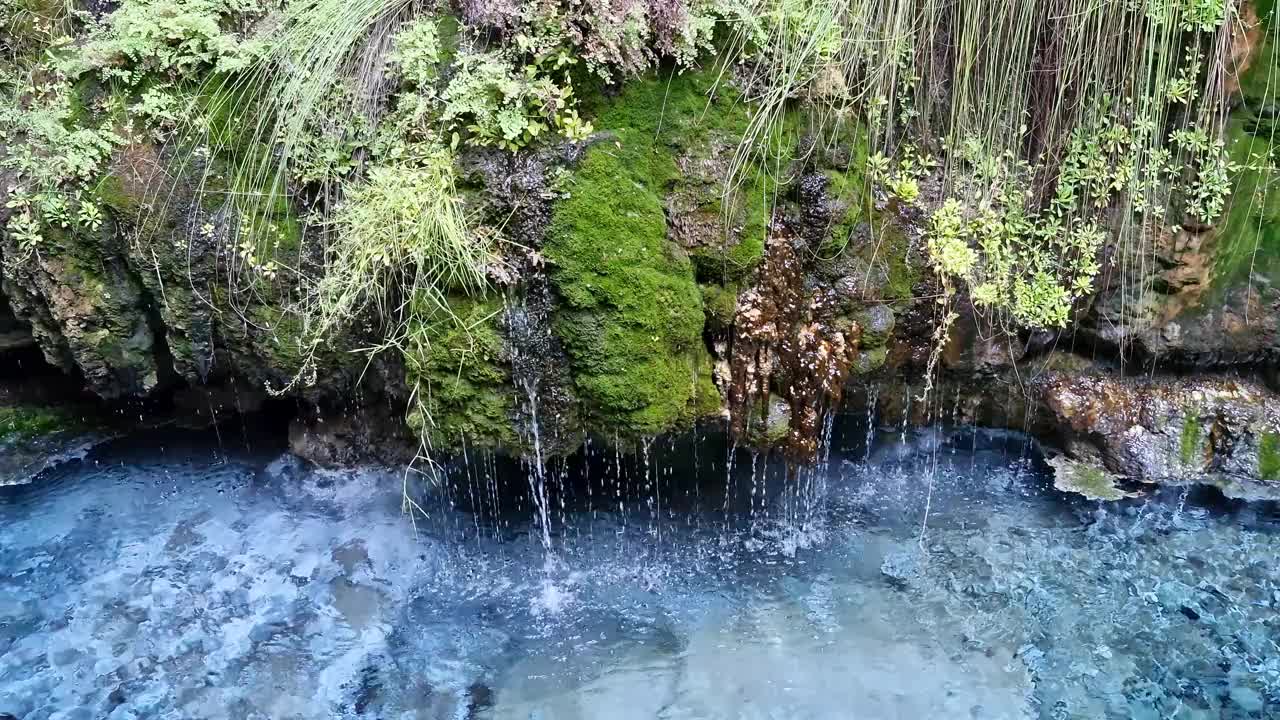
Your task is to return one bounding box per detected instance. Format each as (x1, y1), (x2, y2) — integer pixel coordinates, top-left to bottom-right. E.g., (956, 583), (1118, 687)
(546, 139), (712, 435)
(404, 296), (517, 450)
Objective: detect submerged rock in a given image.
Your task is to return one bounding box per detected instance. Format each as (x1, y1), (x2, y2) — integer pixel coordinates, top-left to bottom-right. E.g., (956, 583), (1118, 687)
(0, 394), (109, 487)
(288, 405), (418, 469)
(1045, 455), (1137, 502)
(1038, 372), (1280, 500)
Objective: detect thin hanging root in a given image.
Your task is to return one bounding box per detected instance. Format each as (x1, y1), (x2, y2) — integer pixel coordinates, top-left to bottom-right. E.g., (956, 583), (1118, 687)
(727, 0), (1244, 237)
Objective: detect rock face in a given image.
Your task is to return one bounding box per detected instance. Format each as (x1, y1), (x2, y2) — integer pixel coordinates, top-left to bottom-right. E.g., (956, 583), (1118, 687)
(1, 10), (1277, 489)
(0, 211), (162, 399)
(1079, 220), (1280, 370)
(288, 406), (418, 469)
(1037, 372), (1280, 500)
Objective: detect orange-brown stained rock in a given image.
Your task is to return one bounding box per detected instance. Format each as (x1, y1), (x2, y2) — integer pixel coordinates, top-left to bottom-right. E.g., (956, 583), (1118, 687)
(728, 224), (861, 462)
(1227, 0), (1264, 97)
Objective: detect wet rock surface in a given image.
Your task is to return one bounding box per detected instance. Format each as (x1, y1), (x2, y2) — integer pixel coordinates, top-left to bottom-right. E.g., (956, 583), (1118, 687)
(1081, 229), (1280, 370)
(288, 405), (419, 469)
(0, 68), (1276, 471)
(1037, 372), (1280, 500)
(728, 228), (862, 460)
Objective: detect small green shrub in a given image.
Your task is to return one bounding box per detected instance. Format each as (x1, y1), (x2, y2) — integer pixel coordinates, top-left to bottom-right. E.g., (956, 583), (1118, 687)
(76, 0), (264, 83)
(441, 47), (592, 151)
(309, 141), (489, 343)
(1, 77), (120, 261)
(389, 16), (441, 89)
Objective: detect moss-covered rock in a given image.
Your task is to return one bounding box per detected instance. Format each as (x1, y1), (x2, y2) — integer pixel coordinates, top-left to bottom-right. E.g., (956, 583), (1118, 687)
(1074, 6), (1280, 367)
(1046, 455), (1135, 502)
(546, 79), (719, 436)
(404, 296), (518, 449)
(1, 218), (161, 398)
(97, 138), (353, 401)
(0, 393), (109, 487)
(0, 403), (73, 442)
(585, 68), (783, 285)
(1179, 411), (1203, 466)
(1261, 432), (1280, 481)
(851, 345), (888, 375)
(700, 282), (738, 332)
(1038, 372), (1280, 500)
(854, 305), (895, 348)
(742, 394), (791, 447)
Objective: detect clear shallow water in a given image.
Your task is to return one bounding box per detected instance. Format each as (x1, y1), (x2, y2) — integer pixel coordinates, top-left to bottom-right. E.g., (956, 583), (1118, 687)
(1, 420), (1278, 719)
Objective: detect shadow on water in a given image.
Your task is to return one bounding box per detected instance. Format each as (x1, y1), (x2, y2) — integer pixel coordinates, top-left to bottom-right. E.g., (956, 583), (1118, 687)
(427, 415), (1064, 535)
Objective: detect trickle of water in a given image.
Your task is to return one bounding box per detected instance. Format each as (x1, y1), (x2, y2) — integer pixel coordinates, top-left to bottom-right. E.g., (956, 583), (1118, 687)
(642, 437), (659, 541)
(1170, 485), (1191, 527)
(460, 437), (482, 547)
(899, 383), (912, 450)
(864, 383), (879, 462)
(723, 439), (738, 533)
(522, 379), (553, 552)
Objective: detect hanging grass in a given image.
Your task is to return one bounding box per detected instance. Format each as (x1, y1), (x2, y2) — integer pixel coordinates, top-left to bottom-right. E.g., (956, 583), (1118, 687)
(163, 0), (499, 395)
(309, 144), (488, 351)
(725, 0), (1257, 335)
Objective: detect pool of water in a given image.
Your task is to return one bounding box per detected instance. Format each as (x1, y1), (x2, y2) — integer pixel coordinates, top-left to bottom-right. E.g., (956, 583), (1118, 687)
(1, 419), (1278, 719)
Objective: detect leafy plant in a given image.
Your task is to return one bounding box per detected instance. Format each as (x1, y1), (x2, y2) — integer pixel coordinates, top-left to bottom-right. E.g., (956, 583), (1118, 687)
(1, 74), (122, 258)
(75, 0), (265, 83)
(389, 15), (441, 89)
(440, 47), (591, 151)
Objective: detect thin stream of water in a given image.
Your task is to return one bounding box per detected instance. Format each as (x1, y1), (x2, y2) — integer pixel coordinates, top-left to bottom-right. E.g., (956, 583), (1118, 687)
(1, 418), (1278, 719)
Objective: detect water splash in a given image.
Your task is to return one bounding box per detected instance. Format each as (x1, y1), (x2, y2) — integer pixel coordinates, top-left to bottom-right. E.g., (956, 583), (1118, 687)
(5, 423), (1277, 718)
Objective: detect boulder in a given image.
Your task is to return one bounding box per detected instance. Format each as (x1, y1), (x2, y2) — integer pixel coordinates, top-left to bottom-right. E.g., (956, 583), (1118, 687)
(1037, 372), (1280, 500)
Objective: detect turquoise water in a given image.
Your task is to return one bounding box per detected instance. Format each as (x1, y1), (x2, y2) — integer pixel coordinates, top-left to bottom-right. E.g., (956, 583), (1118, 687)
(1, 422), (1277, 719)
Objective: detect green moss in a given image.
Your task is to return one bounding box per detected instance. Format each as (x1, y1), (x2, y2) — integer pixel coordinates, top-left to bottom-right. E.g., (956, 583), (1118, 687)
(853, 306), (895, 348)
(1216, 119), (1280, 292)
(1070, 465), (1125, 501)
(691, 344), (724, 417)
(93, 173), (140, 215)
(546, 123), (709, 435)
(1260, 432), (1280, 481)
(1217, 6), (1280, 293)
(1048, 456), (1129, 501)
(263, 202), (304, 255)
(851, 345), (888, 375)
(590, 67), (796, 284)
(817, 125), (871, 257)
(700, 282), (739, 331)
(589, 67), (751, 142)
(866, 212), (919, 302)
(688, 169), (773, 282)
(0, 404), (73, 442)
(404, 296), (517, 448)
(1180, 412), (1202, 466)
(195, 77), (267, 155)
